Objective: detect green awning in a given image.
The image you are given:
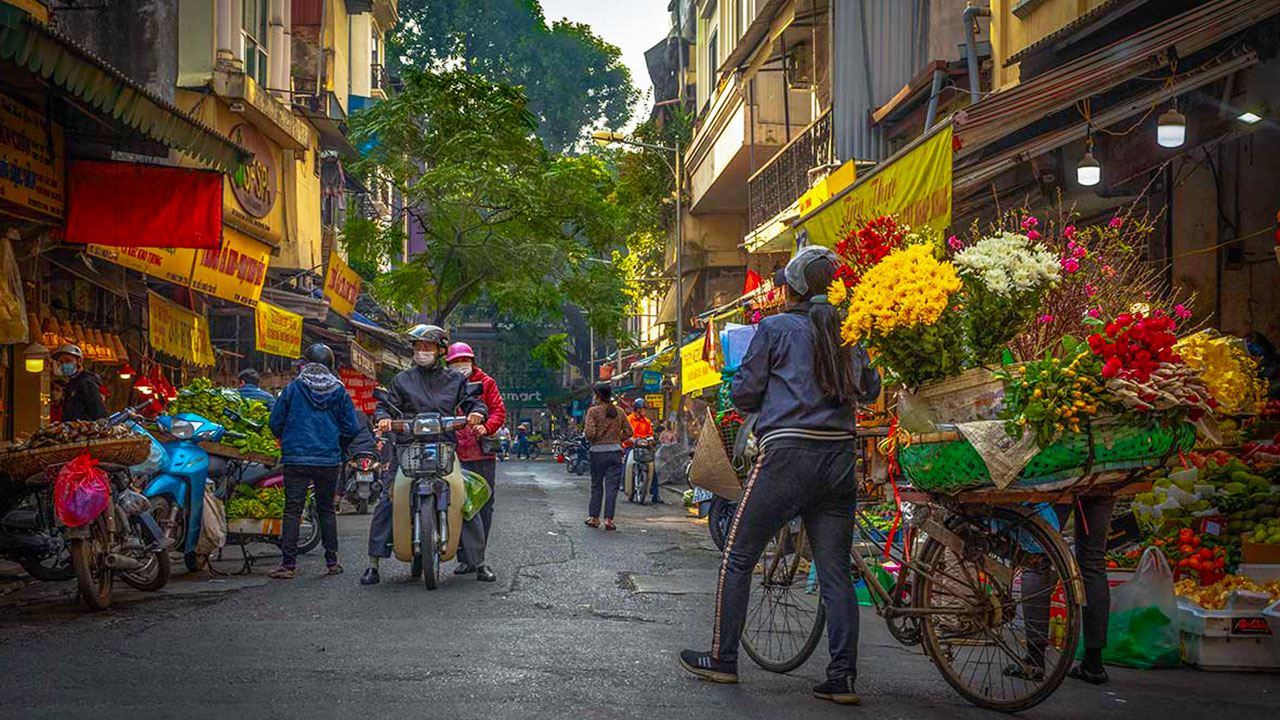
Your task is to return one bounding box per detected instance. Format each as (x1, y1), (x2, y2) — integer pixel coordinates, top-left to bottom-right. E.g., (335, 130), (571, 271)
(0, 8), (250, 173)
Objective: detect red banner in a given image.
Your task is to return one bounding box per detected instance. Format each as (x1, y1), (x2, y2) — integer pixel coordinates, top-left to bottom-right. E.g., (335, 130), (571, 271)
(65, 160), (223, 249)
(340, 367), (377, 414)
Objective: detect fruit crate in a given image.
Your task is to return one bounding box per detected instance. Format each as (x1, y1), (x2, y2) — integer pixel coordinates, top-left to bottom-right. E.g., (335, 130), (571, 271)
(1178, 599), (1280, 672)
(226, 518), (283, 537)
(1243, 540), (1280, 565)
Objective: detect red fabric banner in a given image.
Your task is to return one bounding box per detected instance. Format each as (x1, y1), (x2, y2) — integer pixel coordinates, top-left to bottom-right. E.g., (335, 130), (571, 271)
(65, 160), (223, 248)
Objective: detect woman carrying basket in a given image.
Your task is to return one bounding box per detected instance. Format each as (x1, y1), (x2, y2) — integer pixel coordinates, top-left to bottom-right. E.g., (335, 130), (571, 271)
(679, 247), (880, 705)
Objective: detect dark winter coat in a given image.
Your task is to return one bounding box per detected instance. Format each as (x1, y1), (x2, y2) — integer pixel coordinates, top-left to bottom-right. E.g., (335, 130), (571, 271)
(374, 365), (488, 438)
(268, 364), (362, 466)
(60, 371), (108, 422)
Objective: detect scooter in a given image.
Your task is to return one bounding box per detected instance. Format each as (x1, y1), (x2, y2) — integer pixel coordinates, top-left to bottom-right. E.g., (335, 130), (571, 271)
(565, 434), (589, 476)
(0, 467), (74, 582)
(623, 436), (658, 504)
(342, 451), (381, 514)
(382, 398), (474, 590)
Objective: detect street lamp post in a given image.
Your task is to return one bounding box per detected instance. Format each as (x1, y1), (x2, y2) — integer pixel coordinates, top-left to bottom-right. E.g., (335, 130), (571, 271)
(591, 129), (685, 439)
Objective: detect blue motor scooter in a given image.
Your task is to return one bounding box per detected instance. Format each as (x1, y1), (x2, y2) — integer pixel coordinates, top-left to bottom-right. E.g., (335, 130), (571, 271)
(142, 413), (243, 572)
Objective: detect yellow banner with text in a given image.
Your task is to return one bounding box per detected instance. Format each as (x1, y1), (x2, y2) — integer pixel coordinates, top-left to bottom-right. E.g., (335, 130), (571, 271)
(87, 244), (196, 286)
(148, 291), (215, 366)
(254, 301), (303, 358)
(680, 340), (721, 396)
(800, 123), (952, 247)
(190, 226), (271, 307)
(323, 251), (362, 318)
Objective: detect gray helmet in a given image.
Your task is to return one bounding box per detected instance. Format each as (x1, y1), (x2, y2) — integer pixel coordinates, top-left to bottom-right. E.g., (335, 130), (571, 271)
(633, 398), (646, 409)
(405, 323), (449, 348)
(53, 344), (84, 360)
(783, 245), (839, 296)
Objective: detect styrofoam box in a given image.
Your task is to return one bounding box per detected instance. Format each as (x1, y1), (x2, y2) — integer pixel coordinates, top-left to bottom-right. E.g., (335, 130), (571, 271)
(1238, 564), (1280, 583)
(1179, 598), (1279, 672)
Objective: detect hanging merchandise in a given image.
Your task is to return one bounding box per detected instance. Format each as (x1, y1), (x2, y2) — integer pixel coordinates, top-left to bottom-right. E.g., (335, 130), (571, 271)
(0, 232), (30, 343)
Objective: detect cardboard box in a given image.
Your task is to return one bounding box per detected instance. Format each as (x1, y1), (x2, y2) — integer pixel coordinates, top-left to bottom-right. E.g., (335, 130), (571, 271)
(1243, 540), (1280, 566)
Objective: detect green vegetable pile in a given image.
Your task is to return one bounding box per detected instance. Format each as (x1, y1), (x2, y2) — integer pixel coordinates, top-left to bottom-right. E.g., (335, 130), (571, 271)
(169, 377), (280, 458)
(225, 483), (286, 521)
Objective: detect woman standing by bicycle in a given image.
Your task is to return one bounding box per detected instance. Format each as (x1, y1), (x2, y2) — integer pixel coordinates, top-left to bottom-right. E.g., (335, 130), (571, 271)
(679, 247), (880, 705)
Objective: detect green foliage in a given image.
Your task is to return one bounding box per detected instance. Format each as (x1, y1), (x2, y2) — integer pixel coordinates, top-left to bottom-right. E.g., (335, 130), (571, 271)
(530, 333), (569, 370)
(344, 68), (629, 335)
(389, 0), (637, 153)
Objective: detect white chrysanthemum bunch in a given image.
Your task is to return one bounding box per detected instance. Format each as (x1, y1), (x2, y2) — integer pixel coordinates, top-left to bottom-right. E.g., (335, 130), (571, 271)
(955, 231), (1060, 297)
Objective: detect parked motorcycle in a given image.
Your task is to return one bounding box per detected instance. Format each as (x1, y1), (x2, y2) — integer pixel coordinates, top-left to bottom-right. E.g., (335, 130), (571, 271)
(564, 434), (589, 476)
(382, 394), (477, 590)
(0, 468), (74, 582)
(342, 450), (382, 514)
(623, 436), (658, 504)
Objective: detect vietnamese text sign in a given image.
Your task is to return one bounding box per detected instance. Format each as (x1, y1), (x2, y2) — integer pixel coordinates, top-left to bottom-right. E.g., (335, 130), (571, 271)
(254, 301), (302, 358)
(148, 291), (214, 366)
(645, 393), (665, 417)
(350, 340), (378, 379)
(323, 251), (361, 318)
(191, 226), (270, 307)
(0, 91), (65, 219)
(87, 244), (196, 286)
(642, 370), (662, 392)
(680, 340), (720, 396)
(800, 123), (952, 246)
(340, 367), (377, 414)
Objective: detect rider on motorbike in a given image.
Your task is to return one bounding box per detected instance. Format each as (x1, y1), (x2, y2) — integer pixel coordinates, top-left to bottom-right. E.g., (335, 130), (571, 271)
(360, 324), (488, 586)
(625, 399), (660, 504)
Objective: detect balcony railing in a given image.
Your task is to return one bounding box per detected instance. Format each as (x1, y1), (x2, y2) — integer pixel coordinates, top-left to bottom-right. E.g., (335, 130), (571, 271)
(747, 110), (833, 231)
(371, 63), (390, 91)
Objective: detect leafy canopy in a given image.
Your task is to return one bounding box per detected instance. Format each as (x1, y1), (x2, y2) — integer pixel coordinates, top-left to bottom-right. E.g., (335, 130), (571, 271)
(390, 0), (637, 154)
(343, 68), (629, 340)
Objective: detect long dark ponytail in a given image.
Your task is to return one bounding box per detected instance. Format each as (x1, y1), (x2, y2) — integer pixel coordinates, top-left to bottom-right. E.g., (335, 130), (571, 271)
(796, 256), (862, 406)
(594, 383), (617, 418)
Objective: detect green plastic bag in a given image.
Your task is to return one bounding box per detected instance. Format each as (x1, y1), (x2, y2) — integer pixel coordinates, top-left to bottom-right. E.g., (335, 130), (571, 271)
(460, 470), (491, 521)
(1079, 547), (1181, 669)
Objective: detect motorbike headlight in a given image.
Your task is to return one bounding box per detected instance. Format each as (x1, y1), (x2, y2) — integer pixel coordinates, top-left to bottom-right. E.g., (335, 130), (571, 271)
(170, 419), (196, 439)
(413, 416), (442, 437)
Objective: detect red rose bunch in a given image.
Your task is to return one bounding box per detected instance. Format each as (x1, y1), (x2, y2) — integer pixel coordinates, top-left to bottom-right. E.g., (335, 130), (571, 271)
(834, 215), (911, 286)
(1087, 312), (1180, 382)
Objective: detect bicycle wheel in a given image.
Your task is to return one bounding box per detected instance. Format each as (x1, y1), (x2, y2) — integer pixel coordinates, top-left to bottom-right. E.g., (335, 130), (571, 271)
(914, 507), (1080, 713)
(741, 520), (825, 673)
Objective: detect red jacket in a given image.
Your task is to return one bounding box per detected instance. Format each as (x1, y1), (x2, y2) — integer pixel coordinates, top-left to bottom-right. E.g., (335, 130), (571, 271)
(456, 367), (506, 461)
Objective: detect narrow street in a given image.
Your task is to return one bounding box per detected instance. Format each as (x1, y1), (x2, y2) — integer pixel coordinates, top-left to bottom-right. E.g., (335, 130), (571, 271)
(0, 461), (1275, 720)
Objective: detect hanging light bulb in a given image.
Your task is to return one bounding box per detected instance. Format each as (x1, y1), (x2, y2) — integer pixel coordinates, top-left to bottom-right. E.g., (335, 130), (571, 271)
(1157, 102), (1186, 148)
(1077, 150), (1101, 186)
(24, 341), (49, 373)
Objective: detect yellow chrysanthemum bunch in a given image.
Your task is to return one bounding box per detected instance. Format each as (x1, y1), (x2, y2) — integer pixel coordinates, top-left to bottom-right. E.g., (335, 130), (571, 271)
(840, 244), (962, 345)
(1174, 330), (1267, 415)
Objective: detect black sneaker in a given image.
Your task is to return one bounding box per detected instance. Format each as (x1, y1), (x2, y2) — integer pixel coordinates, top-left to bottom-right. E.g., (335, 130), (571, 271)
(813, 676), (860, 705)
(1068, 664), (1109, 685)
(678, 650), (738, 684)
(359, 567), (380, 586)
(476, 566), (496, 582)
(454, 563), (477, 575)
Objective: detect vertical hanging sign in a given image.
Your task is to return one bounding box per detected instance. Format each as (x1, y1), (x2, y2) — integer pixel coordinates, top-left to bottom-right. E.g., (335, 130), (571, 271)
(323, 251), (361, 318)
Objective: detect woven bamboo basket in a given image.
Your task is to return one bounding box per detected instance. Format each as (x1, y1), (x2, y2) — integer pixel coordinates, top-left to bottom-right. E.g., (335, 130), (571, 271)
(0, 436), (151, 482)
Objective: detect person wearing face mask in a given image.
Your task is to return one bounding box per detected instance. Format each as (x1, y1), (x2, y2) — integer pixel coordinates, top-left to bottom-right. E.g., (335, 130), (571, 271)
(360, 324), (489, 586)
(445, 342), (506, 580)
(54, 345), (108, 422)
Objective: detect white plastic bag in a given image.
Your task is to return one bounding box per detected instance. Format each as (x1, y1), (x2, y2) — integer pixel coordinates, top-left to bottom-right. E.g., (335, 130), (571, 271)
(194, 488), (227, 556)
(1096, 547), (1181, 668)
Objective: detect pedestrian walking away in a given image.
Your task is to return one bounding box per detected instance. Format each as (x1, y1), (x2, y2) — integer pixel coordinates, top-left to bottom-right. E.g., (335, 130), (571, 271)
(678, 247), (880, 705)
(267, 343), (362, 579)
(583, 383), (632, 532)
(446, 341), (506, 583)
(361, 324), (488, 586)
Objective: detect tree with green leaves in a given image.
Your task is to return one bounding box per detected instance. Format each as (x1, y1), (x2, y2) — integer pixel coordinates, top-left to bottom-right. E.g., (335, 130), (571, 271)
(389, 0), (637, 153)
(342, 68), (629, 347)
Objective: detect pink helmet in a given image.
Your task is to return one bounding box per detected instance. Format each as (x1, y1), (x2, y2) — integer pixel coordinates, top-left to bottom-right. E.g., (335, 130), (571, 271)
(446, 342), (475, 362)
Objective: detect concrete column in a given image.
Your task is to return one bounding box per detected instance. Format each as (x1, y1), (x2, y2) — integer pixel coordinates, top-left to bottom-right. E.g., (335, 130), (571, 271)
(268, 0), (285, 93)
(282, 0), (292, 93)
(216, 0), (235, 66)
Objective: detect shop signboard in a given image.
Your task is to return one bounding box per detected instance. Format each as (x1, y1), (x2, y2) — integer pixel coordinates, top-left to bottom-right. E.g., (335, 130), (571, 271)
(87, 244), (196, 286)
(190, 227), (270, 307)
(350, 340), (378, 379)
(680, 340), (720, 396)
(227, 123), (277, 219)
(644, 393), (664, 417)
(798, 122), (953, 246)
(254, 301), (302, 358)
(0, 91), (65, 219)
(642, 370), (662, 392)
(147, 291), (215, 366)
(501, 389), (545, 405)
(339, 367), (378, 414)
(323, 251), (361, 318)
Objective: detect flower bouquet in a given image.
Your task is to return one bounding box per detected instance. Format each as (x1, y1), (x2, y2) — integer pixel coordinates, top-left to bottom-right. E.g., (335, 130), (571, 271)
(832, 215), (913, 286)
(836, 243), (965, 389)
(952, 223), (1061, 365)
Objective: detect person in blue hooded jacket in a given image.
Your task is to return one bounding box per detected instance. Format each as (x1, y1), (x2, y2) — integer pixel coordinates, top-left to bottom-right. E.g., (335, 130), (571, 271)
(267, 343), (362, 579)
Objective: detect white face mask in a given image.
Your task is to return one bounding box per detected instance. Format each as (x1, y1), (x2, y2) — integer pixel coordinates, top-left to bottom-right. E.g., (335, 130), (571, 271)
(414, 350), (437, 367)
(451, 362), (473, 377)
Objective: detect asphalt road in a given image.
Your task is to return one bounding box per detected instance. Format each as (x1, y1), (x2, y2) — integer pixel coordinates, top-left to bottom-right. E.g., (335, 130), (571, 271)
(1, 461), (1277, 719)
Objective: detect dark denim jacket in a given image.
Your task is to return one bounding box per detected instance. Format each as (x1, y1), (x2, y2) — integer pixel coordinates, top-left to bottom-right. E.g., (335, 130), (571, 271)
(730, 305), (880, 439)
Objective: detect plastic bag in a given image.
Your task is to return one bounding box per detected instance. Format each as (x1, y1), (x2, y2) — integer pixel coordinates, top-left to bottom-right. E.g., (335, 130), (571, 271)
(0, 233), (29, 344)
(194, 488), (227, 555)
(460, 470), (491, 521)
(54, 452), (111, 527)
(1087, 546), (1181, 669)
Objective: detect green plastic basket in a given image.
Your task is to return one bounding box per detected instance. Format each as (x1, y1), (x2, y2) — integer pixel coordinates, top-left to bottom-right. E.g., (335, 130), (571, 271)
(899, 422), (1196, 493)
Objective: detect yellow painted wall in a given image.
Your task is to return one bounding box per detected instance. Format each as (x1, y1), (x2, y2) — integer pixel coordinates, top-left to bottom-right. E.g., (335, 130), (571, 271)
(281, 140), (323, 272)
(325, 0), (351, 115)
(991, 0), (1112, 90)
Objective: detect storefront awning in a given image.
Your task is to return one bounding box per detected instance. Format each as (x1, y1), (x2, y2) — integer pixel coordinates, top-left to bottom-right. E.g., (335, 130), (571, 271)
(0, 8), (251, 173)
(65, 161), (223, 248)
(656, 271), (700, 325)
(955, 0), (1280, 160)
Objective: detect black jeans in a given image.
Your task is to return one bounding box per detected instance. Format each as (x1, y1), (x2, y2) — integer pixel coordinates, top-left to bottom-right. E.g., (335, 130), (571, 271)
(281, 465), (340, 568)
(1024, 496), (1117, 666)
(588, 450), (623, 520)
(459, 458), (496, 566)
(712, 439), (860, 681)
